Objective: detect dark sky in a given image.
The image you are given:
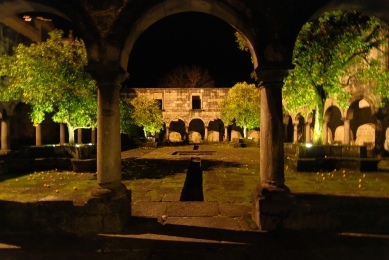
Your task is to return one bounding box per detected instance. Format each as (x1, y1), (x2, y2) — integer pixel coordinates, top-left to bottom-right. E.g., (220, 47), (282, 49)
(125, 12), (255, 88)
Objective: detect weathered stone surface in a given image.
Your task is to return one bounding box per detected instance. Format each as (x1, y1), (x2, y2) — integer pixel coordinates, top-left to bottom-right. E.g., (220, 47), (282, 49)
(167, 202), (219, 217)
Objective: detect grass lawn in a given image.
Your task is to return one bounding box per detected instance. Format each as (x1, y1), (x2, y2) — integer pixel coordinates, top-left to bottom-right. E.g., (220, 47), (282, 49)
(0, 146), (388, 206)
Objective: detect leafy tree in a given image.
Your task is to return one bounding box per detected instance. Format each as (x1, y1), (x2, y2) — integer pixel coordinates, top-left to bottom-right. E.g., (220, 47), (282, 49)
(159, 64), (215, 88)
(130, 95), (164, 138)
(219, 82), (260, 138)
(120, 97), (138, 136)
(283, 10), (389, 144)
(0, 29), (97, 144)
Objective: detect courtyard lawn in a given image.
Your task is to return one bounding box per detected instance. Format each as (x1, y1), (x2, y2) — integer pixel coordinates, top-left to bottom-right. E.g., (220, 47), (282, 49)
(0, 145), (388, 207)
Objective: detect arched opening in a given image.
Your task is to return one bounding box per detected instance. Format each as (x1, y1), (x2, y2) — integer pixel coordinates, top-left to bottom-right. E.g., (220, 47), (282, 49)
(208, 119), (224, 142)
(188, 118), (204, 143)
(349, 99), (376, 147)
(326, 106), (343, 144)
(169, 119), (186, 143)
(125, 11), (255, 88)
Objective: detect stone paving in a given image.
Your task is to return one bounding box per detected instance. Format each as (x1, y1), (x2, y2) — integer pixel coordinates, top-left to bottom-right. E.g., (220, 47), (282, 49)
(1, 144), (389, 259)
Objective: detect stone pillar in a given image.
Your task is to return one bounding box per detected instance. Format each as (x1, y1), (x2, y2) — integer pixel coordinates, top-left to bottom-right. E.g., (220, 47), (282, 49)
(185, 126), (189, 143)
(305, 122), (311, 143)
(251, 68), (294, 231)
(1, 118), (10, 151)
(95, 82), (122, 191)
(224, 126), (228, 141)
(204, 126), (208, 142)
(78, 128), (83, 144)
(165, 126), (170, 142)
(89, 67), (130, 215)
(323, 120), (329, 144)
(35, 124), (42, 146)
(343, 118), (350, 145)
(293, 123), (298, 143)
(60, 123), (66, 144)
(91, 128), (96, 143)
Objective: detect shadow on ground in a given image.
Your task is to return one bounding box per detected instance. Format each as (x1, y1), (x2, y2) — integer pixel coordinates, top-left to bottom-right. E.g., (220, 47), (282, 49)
(1, 217), (389, 259)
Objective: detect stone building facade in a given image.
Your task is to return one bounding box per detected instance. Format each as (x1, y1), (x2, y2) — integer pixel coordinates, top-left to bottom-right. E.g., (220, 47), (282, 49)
(121, 88), (260, 143)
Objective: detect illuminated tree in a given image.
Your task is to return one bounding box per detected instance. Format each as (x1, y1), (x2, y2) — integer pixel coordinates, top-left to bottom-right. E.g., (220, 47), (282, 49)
(131, 95), (164, 138)
(0, 30), (97, 144)
(283, 10), (389, 144)
(220, 82), (260, 138)
(159, 64), (215, 88)
(120, 98), (138, 136)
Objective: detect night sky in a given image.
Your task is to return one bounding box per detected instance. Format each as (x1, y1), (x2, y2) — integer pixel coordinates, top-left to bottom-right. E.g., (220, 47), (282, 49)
(125, 12), (255, 88)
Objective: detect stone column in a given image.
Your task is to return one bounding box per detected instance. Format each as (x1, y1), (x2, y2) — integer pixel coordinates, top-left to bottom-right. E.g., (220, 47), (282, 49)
(224, 126), (228, 141)
(77, 128), (83, 144)
(185, 126), (189, 143)
(305, 122), (311, 143)
(204, 126), (208, 142)
(60, 123), (66, 144)
(89, 67), (129, 201)
(165, 126), (170, 142)
(251, 68), (294, 231)
(91, 128), (96, 144)
(343, 118), (350, 145)
(323, 120), (329, 144)
(35, 124), (42, 146)
(85, 59), (130, 232)
(293, 123), (298, 143)
(1, 118), (10, 151)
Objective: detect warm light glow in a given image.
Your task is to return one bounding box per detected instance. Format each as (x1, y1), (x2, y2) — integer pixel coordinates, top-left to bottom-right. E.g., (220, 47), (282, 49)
(52, 144), (55, 147)
(305, 143), (313, 148)
(88, 143), (93, 146)
(23, 15), (31, 22)
(75, 144), (80, 147)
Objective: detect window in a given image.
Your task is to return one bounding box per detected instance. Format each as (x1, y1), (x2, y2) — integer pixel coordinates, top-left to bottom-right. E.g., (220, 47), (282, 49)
(153, 93), (163, 110)
(192, 95), (201, 109)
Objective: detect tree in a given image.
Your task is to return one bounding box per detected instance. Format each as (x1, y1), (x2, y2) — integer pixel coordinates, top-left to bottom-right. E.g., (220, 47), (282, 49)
(220, 82), (260, 138)
(119, 97), (138, 136)
(130, 95), (164, 138)
(0, 30), (97, 144)
(159, 64), (215, 88)
(283, 10), (389, 144)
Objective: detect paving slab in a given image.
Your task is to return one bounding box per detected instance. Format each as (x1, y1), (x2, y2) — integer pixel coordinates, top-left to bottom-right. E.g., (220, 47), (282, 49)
(218, 203), (251, 217)
(165, 216), (242, 231)
(132, 201), (168, 218)
(167, 202), (219, 217)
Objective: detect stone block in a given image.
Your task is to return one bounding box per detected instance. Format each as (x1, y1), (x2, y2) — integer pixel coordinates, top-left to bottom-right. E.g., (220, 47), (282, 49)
(251, 186), (295, 231)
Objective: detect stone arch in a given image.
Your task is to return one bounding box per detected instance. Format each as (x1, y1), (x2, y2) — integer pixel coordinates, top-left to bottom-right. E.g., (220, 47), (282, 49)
(188, 118), (205, 143)
(208, 119), (224, 142)
(355, 123), (375, 147)
(168, 118), (186, 142)
(325, 105), (343, 144)
(120, 0), (258, 70)
(0, 1), (70, 21)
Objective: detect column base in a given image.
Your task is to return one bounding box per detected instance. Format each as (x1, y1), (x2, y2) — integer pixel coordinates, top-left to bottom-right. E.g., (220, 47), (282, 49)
(251, 184), (295, 231)
(87, 182), (131, 232)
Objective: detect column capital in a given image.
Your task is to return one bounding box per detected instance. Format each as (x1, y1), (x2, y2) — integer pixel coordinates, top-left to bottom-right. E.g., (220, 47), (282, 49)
(87, 64), (129, 87)
(255, 67), (291, 87)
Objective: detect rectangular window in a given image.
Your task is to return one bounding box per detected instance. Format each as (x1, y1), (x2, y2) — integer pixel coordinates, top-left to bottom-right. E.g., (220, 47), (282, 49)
(192, 95), (201, 109)
(153, 93), (163, 110)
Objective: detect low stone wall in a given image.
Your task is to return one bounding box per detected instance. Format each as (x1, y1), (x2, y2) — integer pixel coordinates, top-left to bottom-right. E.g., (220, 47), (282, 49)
(0, 190), (131, 233)
(285, 194), (389, 233)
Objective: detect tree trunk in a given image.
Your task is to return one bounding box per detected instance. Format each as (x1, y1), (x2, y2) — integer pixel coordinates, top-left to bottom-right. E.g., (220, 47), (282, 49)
(243, 126), (247, 138)
(68, 125), (75, 144)
(313, 97), (324, 144)
(143, 128), (147, 138)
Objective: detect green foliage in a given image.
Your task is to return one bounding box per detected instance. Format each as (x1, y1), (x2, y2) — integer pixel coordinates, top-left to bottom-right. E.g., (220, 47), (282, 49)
(131, 95), (164, 137)
(0, 30), (98, 143)
(283, 10), (389, 143)
(119, 98), (138, 136)
(220, 82), (260, 135)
